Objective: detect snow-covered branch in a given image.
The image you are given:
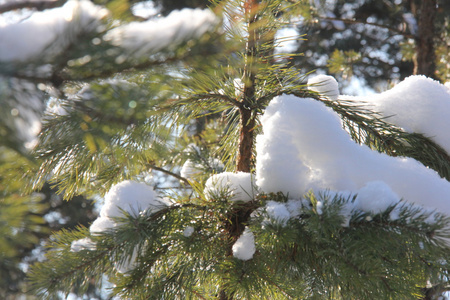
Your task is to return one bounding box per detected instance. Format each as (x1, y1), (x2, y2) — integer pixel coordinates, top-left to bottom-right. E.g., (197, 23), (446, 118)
(0, 0), (66, 14)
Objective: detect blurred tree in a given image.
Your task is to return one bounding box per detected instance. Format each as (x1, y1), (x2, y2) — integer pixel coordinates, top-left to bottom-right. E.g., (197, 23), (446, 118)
(0, 147), (98, 298)
(0, 148), (48, 299)
(292, 0), (449, 90)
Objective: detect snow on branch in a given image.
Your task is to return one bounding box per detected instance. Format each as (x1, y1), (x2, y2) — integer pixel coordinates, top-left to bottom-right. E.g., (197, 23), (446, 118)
(71, 180), (172, 273)
(339, 75), (450, 156)
(104, 8), (220, 58)
(0, 0), (108, 63)
(204, 172), (256, 203)
(255, 92), (450, 218)
(0, 0), (67, 14)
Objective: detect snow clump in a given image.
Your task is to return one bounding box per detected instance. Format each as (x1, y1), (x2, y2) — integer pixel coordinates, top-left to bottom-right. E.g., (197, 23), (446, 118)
(183, 226), (195, 237)
(70, 237), (96, 252)
(232, 228), (256, 261)
(354, 181), (400, 214)
(98, 180), (168, 220)
(308, 74), (340, 101)
(255, 92), (450, 218)
(204, 172), (256, 202)
(264, 201), (292, 226)
(341, 75), (450, 155)
(0, 0), (108, 62)
(104, 8), (220, 58)
(180, 158), (224, 179)
(72, 180), (169, 273)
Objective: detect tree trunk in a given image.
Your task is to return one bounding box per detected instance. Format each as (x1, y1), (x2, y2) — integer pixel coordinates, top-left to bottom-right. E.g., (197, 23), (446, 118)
(236, 106), (256, 172)
(219, 1), (259, 299)
(413, 0), (437, 79)
(236, 0), (258, 173)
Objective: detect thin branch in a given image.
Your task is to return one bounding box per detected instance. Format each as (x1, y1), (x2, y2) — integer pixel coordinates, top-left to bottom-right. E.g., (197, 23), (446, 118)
(145, 163), (190, 185)
(44, 243), (116, 291)
(0, 0), (67, 14)
(187, 93), (241, 107)
(65, 55), (188, 82)
(3, 56), (185, 86)
(258, 272), (296, 299)
(318, 16), (415, 39)
(147, 203), (208, 222)
(73, 101), (138, 126)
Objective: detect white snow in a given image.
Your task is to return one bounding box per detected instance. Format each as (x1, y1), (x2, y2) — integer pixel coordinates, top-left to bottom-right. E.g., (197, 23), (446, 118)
(204, 172), (256, 202)
(70, 237), (96, 252)
(100, 180), (163, 219)
(0, 0), (108, 62)
(115, 247), (139, 274)
(255, 93), (450, 217)
(91, 179), (170, 233)
(89, 217), (116, 234)
(274, 27), (299, 54)
(286, 199), (305, 218)
(180, 158), (224, 179)
(104, 8), (219, 57)
(232, 228), (256, 261)
(308, 74), (340, 100)
(180, 144), (224, 179)
(354, 181), (400, 214)
(80, 180), (169, 273)
(180, 160), (200, 178)
(265, 201), (291, 226)
(45, 98), (69, 117)
(183, 226), (195, 237)
(340, 75), (450, 155)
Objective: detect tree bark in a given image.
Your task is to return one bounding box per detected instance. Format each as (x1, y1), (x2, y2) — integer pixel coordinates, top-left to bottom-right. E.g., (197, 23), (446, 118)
(413, 0), (437, 79)
(236, 0), (258, 173)
(236, 106), (256, 172)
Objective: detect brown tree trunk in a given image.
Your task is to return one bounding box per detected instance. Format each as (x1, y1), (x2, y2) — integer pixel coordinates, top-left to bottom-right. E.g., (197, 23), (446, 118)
(413, 0), (437, 79)
(236, 102), (256, 172)
(236, 0), (258, 173)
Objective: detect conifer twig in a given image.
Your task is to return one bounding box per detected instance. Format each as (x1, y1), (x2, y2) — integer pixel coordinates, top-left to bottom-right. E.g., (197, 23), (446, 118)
(145, 163), (190, 185)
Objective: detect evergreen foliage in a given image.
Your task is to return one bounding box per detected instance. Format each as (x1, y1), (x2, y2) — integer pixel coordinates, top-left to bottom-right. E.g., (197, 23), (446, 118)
(1, 0), (450, 299)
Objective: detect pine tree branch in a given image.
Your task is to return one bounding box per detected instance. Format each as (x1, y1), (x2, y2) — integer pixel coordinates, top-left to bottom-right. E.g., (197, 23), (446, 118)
(73, 101), (138, 126)
(187, 93), (241, 107)
(350, 217), (436, 239)
(0, 0), (67, 14)
(36, 243), (116, 295)
(65, 56), (187, 82)
(2, 55), (184, 87)
(258, 272), (296, 299)
(181, 283), (208, 300)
